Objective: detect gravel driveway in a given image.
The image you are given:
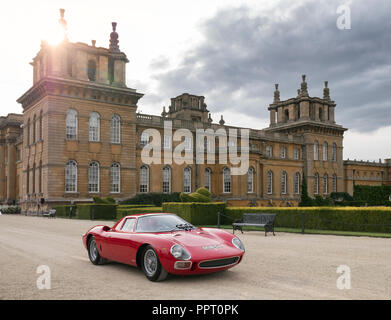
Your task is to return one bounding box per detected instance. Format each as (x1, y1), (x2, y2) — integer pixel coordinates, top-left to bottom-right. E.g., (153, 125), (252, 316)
(0, 214), (390, 299)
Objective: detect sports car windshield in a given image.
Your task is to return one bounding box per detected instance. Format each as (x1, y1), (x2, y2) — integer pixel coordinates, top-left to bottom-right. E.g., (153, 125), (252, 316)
(135, 214), (195, 233)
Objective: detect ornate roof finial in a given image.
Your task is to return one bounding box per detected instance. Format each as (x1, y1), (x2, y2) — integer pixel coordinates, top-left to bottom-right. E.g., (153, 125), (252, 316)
(300, 74), (309, 97)
(273, 84), (280, 103)
(297, 88), (301, 98)
(109, 22), (120, 52)
(323, 81), (330, 100)
(59, 8), (68, 41)
(161, 106), (167, 117)
(208, 113), (213, 123)
(219, 115), (225, 126)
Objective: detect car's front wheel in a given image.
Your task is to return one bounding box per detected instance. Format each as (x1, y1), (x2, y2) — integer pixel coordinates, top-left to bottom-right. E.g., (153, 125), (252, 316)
(87, 236), (105, 265)
(141, 245), (168, 282)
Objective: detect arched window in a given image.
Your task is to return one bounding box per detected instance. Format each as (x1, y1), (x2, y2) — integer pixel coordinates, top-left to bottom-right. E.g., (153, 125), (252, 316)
(110, 114), (121, 144)
(248, 167), (254, 193)
(294, 148), (300, 160)
(332, 174), (337, 193)
(32, 163), (36, 194)
(26, 165), (30, 194)
(314, 141), (319, 160)
(281, 171), (287, 194)
(89, 112), (100, 142)
(323, 174), (328, 194)
(140, 132), (149, 146)
(65, 160), (77, 192)
(66, 109), (78, 140)
(39, 161), (42, 194)
(294, 172), (300, 194)
(284, 109), (289, 122)
(88, 161), (100, 193)
(267, 170), (273, 194)
(223, 167), (231, 193)
(323, 142), (328, 161)
(162, 166), (171, 194)
(140, 165), (149, 193)
(184, 167), (191, 193)
(26, 119), (30, 146)
(88, 60), (96, 81)
(332, 143), (337, 162)
(314, 173), (319, 195)
(204, 168), (211, 191)
(110, 163), (120, 193)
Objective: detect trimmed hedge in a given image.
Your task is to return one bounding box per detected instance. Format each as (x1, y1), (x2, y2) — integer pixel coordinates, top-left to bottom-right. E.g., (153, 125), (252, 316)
(76, 204), (117, 220)
(162, 202), (226, 225)
(52, 205), (76, 218)
(117, 207), (163, 220)
(0, 206), (21, 214)
(120, 192), (181, 206)
(354, 185), (391, 205)
(223, 207), (391, 233)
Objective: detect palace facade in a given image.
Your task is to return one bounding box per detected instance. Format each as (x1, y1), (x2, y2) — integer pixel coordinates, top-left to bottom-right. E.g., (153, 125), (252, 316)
(2, 13), (390, 211)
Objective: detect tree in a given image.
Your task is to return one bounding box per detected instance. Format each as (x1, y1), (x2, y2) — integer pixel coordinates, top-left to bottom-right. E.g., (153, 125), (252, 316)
(299, 173), (313, 207)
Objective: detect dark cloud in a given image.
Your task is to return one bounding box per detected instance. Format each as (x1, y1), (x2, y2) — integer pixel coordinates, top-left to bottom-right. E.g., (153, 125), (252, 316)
(150, 0), (391, 132)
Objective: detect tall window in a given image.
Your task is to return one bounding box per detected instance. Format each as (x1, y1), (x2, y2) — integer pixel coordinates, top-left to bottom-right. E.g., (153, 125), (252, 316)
(267, 170), (273, 194)
(323, 174), (328, 194)
(40, 110), (43, 141)
(332, 143), (337, 162)
(314, 173), (319, 195)
(32, 163), (36, 193)
(314, 141), (319, 160)
(184, 136), (192, 151)
(87, 60), (96, 81)
(223, 167), (231, 193)
(162, 166), (171, 193)
(110, 163), (120, 193)
(247, 167), (254, 193)
(184, 167), (191, 193)
(33, 115), (36, 143)
(26, 165), (30, 194)
(140, 132), (149, 146)
(294, 172), (300, 194)
(65, 160), (77, 192)
(281, 171), (287, 194)
(88, 162), (100, 193)
(39, 161), (42, 194)
(89, 112), (100, 142)
(266, 146), (273, 158)
(140, 165), (149, 193)
(205, 168), (211, 191)
(110, 115), (121, 144)
(163, 135), (171, 150)
(27, 119), (30, 146)
(280, 146), (286, 159)
(294, 148), (300, 160)
(66, 109), (78, 140)
(332, 174), (337, 193)
(323, 142), (328, 161)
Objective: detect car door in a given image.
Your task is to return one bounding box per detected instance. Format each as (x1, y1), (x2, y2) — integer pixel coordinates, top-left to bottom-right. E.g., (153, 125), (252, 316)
(106, 218), (139, 265)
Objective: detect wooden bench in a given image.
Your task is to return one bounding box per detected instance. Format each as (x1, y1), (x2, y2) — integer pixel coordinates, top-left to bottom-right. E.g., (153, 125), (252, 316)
(42, 209), (56, 218)
(232, 213), (276, 236)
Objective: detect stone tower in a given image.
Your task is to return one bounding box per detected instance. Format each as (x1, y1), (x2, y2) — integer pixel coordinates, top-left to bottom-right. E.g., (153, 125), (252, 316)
(17, 10), (143, 211)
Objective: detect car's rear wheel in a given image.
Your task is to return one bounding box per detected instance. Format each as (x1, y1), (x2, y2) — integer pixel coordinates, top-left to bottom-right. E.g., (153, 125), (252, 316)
(141, 245), (168, 282)
(88, 236), (104, 265)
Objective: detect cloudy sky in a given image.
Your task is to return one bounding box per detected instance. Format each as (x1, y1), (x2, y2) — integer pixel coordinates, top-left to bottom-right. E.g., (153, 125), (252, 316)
(1, 0), (390, 160)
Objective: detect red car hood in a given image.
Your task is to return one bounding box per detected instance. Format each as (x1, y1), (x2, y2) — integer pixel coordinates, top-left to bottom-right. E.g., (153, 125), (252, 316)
(157, 229), (227, 247)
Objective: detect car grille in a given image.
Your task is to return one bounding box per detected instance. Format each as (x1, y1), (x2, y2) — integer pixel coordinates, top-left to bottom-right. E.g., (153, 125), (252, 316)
(198, 256), (239, 269)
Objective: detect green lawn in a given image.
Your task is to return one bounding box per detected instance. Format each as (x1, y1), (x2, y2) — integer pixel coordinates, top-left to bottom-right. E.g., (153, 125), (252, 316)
(200, 225), (391, 238)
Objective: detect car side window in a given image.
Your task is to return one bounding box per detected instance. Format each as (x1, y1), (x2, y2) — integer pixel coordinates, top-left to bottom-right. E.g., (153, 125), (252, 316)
(121, 218), (136, 232)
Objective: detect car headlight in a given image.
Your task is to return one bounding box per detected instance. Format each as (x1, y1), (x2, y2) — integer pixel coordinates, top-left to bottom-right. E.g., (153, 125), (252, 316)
(170, 244), (191, 260)
(232, 237), (245, 251)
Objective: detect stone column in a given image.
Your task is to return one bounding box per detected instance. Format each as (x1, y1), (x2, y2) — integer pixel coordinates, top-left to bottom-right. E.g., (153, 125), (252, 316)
(6, 141), (16, 202)
(270, 109), (276, 126)
(0, 143), (5, 202)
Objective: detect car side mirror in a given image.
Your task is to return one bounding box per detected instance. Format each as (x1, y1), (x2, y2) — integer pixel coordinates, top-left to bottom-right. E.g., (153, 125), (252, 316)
(102, 226), (111, 232)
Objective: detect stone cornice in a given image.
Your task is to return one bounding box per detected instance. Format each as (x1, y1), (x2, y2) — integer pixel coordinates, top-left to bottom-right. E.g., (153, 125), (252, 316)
(268, 96), (336, 110)
(17, 77), (144, 110)
(264, 120), (347, 134)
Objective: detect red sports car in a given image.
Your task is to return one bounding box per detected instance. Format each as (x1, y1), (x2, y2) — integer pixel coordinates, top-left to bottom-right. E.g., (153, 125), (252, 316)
(82, 213), (245, 281)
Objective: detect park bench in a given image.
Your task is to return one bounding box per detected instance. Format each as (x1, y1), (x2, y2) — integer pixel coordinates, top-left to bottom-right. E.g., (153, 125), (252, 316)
(232, 213), (276, 236)
(42, 209), (56, 218)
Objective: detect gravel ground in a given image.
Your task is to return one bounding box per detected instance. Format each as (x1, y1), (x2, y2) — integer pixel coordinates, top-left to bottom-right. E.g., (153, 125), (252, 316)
(0, 214), (390, 300)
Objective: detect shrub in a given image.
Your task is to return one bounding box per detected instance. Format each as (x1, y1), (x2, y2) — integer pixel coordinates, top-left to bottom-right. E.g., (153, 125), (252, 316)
(1, 206), (21, 214)
(162, 202), (226, 225)
(120, 192), (181, 206)
(93, 197), (116, 204)
(195, 187), (211, 199)
(116, 207), (163, 220)
(76, 204), (117, 220)
(52, 205), (76, 218)
(223, 206), (391, 233)
(180, 192), (210, 203)
(353, 185), (391, 205)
